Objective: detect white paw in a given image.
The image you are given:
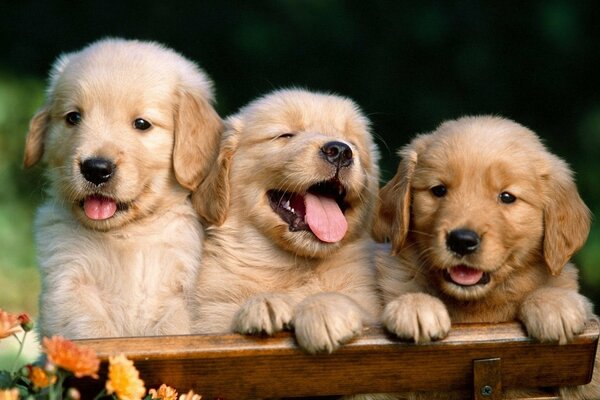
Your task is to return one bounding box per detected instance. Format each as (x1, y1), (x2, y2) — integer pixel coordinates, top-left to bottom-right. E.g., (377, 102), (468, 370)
(520, 288), (591, 344)
(383, 293), (451, 343)
(232, 293), (294, 335)
(293, 293), (364, 354)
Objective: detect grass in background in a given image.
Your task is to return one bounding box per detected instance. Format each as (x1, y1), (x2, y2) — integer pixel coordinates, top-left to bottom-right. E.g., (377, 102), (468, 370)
(0, 71), (44, 370)
(0, 71), (44, 316)
(580, 227), (600, 308)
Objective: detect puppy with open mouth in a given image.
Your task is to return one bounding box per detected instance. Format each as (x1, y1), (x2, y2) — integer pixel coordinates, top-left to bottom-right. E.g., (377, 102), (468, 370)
(25, 38), (222, 339)
(191, 88), (382, 354)
(374, 116), (599, 398)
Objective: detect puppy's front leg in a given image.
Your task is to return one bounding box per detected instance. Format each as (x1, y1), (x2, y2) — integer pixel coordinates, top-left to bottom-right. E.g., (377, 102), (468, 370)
(519, 287), (592, 344)
(39, 280), (118, 339)
(232, 293), (295, 335)
(383, 293), (451, 343)
(293, 292), (365, 354)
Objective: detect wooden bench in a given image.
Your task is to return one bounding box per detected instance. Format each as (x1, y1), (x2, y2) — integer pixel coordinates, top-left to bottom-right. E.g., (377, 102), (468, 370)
(74, 320), (599, 400)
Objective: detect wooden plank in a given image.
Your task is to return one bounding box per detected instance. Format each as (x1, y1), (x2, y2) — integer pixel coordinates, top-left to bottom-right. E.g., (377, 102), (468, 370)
(511, 392), (559, 400)
(73, 320), (599, 399)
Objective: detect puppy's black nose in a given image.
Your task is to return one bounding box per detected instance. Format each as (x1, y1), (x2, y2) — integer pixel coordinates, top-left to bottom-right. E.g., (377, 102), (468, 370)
(447, 229), (480, 256)
(321, 141), (353, 168)
(80, 157), (115, 185)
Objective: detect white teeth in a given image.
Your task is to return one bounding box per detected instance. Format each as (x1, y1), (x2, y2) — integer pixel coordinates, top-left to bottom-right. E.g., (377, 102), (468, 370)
(281, 200), (295, 214)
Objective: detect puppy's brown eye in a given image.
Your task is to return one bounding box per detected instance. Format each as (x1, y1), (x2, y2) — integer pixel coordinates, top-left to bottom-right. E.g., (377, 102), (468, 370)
(277, 133), (295, 139)
(65, 111), (81, 126)
(431, 184), (447, 197)
(133, 118), (152, 131)
(499, 192), (517, 204)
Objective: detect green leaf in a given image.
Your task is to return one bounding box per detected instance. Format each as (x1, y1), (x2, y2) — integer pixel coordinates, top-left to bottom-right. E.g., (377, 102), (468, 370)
(0, 370), (15, 388)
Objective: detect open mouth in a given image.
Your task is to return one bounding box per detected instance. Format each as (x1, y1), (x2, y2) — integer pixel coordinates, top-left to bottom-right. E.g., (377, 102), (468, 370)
(443, 265), (490, 287)
(78, 195), (129, 221)
(268, 179), (349, 243)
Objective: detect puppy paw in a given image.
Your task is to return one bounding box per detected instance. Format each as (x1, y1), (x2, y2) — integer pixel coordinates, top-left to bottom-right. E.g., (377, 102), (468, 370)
(293, 293), (364, 354)
(383, 293), (451, 343)
(520, 288), (592, 344)
(232, 293), (294, 335)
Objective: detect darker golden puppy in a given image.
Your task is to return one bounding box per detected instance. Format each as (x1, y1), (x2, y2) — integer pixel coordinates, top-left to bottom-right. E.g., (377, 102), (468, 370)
(375, 116), (598, 399)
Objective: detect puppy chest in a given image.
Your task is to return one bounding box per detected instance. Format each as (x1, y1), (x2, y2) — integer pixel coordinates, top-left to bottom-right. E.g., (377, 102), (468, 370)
(119, 249), (193, 332)
(115, 242), (195, 291)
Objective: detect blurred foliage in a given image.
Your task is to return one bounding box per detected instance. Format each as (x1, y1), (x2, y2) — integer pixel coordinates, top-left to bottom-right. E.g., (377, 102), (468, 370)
(0, 72), (44, 314)
(0, 0), (599, 314)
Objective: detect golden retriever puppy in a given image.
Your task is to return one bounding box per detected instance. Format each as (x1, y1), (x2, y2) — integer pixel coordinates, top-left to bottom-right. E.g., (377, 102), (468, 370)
(24, 38), (222, 339)
(190, 88), (381, 354)
(374, 115), (599, 399)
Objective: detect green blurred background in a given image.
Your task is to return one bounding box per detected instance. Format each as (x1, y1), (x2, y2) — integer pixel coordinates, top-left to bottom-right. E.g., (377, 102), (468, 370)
(1, 1), (599, 317)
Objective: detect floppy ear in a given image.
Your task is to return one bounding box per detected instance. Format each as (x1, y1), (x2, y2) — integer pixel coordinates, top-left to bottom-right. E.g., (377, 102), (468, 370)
(23, 108), (50, 168)
(24, 52), (72, 168)
(173, 88), (224, 191)
(388, 145), (419, 255)
(372, 173), (401, 243)
(542, 156), (591, 275)
(372, 143), (419, 255)
(191, 118), (240, 226)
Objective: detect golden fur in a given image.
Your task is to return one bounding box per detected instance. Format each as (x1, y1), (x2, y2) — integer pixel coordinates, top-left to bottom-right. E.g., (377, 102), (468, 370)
(374, 116), (598, 399)
(24, 38), (222, 339)
(191, 89), (382, 354)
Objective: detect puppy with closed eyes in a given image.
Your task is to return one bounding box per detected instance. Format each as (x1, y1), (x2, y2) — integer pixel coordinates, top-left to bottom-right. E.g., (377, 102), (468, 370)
(24, 38), (222, 339)
(190, 89), (382, 355)
(374, 116), (599, 399)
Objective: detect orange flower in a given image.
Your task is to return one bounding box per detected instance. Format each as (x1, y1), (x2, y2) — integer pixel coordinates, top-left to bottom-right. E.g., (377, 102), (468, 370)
(105, 354), (146, 400)
(0, 388), (19, 400)
(149, 384), (178, 400)
(42, 336), (100, 378)
(29, 365), (57, 389)
(0, 309), (22, 339)
(179, 390), (202, 400)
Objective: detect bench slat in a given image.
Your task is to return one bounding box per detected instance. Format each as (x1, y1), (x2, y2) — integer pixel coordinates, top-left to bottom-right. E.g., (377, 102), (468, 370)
(73, 320), (599, 399)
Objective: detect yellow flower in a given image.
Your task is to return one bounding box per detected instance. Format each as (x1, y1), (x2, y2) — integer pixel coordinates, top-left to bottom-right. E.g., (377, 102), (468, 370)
(42, 336), (100, 378)
(149, 384), (178, 400)
(105, 354), (146, 400)
(28, 365), (57, 389)
(179, 390), (202, 400)
(0, 388), (19, 400)
(0, 309), (22, 339)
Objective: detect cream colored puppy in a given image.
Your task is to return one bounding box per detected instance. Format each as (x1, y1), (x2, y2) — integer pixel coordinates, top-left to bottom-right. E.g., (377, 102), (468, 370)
(191, 89), (381, 354)
(24, 38), (222, 339)
(374, 116), (599, 399)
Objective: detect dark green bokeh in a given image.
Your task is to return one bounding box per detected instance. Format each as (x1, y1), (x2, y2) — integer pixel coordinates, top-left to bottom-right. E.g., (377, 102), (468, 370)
(1, 0), (598, 313)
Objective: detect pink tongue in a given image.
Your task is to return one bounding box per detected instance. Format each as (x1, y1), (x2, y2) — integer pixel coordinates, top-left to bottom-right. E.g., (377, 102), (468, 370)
(83, 195), (117, 220)
(304, 193), (348, 243)
(449, 265), (484, 286)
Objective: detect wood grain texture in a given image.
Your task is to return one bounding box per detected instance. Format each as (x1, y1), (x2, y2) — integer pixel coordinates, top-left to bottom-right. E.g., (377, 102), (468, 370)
(473, 358), (501, 400)
(73, 320), (599, 399)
